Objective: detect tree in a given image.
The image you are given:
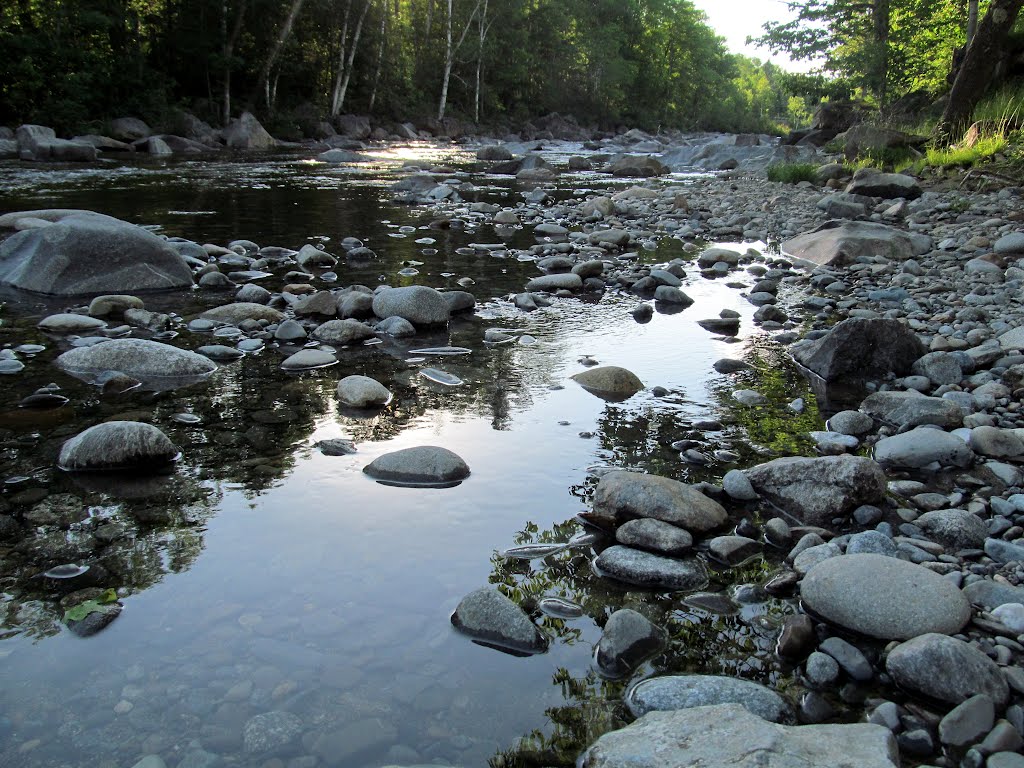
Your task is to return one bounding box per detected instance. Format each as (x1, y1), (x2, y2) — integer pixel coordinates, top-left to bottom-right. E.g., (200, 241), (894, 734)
(330, 0), (372, 116)
(437, 0), (480, 120)
(252, 0), (307, 111)
(936, 0), (1024, 140)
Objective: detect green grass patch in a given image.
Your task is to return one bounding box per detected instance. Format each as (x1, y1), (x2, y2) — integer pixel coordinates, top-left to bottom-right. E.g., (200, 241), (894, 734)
(766, 162), (819, 184)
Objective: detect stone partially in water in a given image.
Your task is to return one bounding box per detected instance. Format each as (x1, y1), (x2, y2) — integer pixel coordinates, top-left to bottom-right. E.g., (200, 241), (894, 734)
(42, 564), (90, 579)
(58, 421), (180, 471)
(336, 375), (392, 407)
(596, 608), (667, 678)
(280, 348), (337, 371)
(626, 675), (794, 723)
(801, 554), (971, 640)
(419, 367), (463, 386)
(594, 545), (708, 591)
(363, 446), (470, 487)
(201, 302), (284, 325)
(499, 543), (568, 559)
(372, 285), (450, 326)
(571, 366), (643, 401)
(451, 586), (548, 655)
(538, 596), (584, 618)
(791, 317), (924, 383)
(594, 471), (727, 533)
(38, 313), (106, 333)
(56, 338), (216, 381)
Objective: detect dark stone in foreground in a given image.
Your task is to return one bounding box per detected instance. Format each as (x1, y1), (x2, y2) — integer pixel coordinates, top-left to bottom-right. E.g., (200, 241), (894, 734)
(451, 587), (547, 655)
(791, 318), (925, 382)
(362, 446), (469, 487)
(59, 421), (180, 471)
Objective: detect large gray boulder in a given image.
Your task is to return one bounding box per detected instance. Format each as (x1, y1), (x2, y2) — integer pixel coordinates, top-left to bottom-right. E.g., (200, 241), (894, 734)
(782, 221), (930, 267)
(16, 125), (98, 162)
(450, 587), (547, 654)
(58, 421), (180, 471)
(859, 390), (963, 430)
(845, 168), (922, 199)
(579, 704), (898, 768)
(363, 446), (469, 487)
(593, 471), (727, 533)
(337, 375), (392, 407)
(791, 317), (925, 382)
(873, 428), (973, 469)
(109, 117), (152, 142)
(56, 338), (217, 381)
(886, 633), (1009, 706)
(801, 554), (972, 640)
(744, 455), (886, 526)
(372, 285), (450, 326)
(0, 211), (193, 295)
(223, 112), (277, 150)
(626, 675), (793, 724)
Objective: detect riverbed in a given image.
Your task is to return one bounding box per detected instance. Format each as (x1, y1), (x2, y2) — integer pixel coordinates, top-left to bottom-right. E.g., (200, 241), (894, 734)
(0, 144), (821, 768)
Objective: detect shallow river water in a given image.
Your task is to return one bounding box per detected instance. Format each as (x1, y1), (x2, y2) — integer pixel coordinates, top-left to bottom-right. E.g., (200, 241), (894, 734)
(0, 144), (823, 768)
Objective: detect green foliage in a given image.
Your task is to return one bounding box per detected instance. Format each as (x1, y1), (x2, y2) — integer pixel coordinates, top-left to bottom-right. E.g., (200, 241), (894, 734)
(766, 162), (819, 183)
(62, 589), (119, 623)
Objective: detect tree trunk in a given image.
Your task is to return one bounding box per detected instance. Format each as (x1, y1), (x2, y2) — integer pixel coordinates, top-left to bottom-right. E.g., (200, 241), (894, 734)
(252, 0), (306, 111)
(369, 4), (387, 112)
(473, 0), (488, 123)
(873, 0), (890, 105)
(438, 0), (453, 120)
(967, 0), (979, 41)
(936, 0), (1024, 141)
(222, 0), (247, 126)
(330, 0), (354, 117)
(336, 0), (371, 115)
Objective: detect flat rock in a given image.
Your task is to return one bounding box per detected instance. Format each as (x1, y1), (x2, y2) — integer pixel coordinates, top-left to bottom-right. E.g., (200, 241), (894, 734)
(626, 675), (793, 723)
(280, 349), (336, 371)
(962, 579), (1024, 610)
(363, 446), (469, 487)
(571, 366), (643, 400)
(56, 338), (216, 381)
(311, 319), (375, 345)
(801, 553), (971, 640)
(886, 633), (1009, 706)
(38, 313), (106, 333)
(593, 470), (727, 533)
(615, 518), (692, 556)
(450, 587), (547, 654)
(782, 220), (928, 268)
(579, 703), (898, 768)
(58, 421), (179, 471)
(860, 391), (963, 429)
(744, 455), (886, 526)
(791, 318), (925, 382)
(525, 273), (583, 292)
(0, 211), (193, 295)
(873, 428), (972, 468)
(594, 545), (708, 591)
(201, 302), (284, 325)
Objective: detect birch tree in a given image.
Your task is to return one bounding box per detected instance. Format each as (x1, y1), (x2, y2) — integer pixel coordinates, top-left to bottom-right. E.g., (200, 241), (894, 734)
(438, 0), (480, 120)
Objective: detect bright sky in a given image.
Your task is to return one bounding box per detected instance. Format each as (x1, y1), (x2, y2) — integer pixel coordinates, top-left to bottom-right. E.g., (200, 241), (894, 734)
(689, 0), (820, 73)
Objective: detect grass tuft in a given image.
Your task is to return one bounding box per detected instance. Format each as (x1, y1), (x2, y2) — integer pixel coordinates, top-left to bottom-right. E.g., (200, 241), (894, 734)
(766, 162), (819, 184)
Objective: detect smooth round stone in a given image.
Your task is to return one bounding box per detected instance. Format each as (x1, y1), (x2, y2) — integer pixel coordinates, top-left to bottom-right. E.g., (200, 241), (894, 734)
(197, 344), (244, 361)
(594, 545), (708, 591)
(280, 348), (336, 371)
(801, 553), (971, 640)
(571, 366), (643, 400)
(38, 313), (106, 333)
(274, 319), (307, 341)
(337, 375), (392, 408)
(615, 518), (692, 556)
(56, 338), (217, 379)
(626, 674), (793, 723)
(886, 633), (1010, 706)
(237, 338), (264, 352)
(0, 359), (25, 374)
(450, 586), (547, 654)
(58, 421), (179, 471)
(873, 427), (973, 468)
(722, 469), (758, 501)
(363, 446), (470, 487)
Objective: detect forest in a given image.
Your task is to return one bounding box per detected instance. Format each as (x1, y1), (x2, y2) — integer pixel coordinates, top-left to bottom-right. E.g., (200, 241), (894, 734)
(0, 0), (1021, 140)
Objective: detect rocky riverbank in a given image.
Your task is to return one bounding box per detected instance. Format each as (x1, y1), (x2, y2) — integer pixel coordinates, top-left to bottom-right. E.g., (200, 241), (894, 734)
(0, 139), (1023, 767)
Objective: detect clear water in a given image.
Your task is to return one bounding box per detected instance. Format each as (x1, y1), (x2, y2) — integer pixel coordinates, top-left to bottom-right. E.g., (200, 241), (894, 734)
(0, 145), (821, 768)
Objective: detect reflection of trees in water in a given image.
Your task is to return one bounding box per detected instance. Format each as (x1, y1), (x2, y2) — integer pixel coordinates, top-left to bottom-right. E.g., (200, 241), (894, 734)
(486, 518), (796, 767)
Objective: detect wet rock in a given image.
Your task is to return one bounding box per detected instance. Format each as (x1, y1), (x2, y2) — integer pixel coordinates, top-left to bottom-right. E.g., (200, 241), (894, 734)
(58, 421), (180, 471)
(337, 375), (392, 407)
(886, 633), (1009, 706)
(87, 294), (145, 317)
(708, 535), (761, 565)
(376, 316), (415, 337)
(273, 319), (307, 341)
(441, 289), (476, 313)
(697, 317), (740, 335)
(280, 349), (337, 371)
(873, 428), (972, 469)
(745, 455), (886, 526)
(294, 290), (338, 316)
(202, 302), (284, 325)
(311, 319), (375, 345)
(653, 286), (693, 305)
(38, 313), (106, 333)
(571, 366), (643, 400)
(242, 711), (302, 754)
(67, 602), (122, 637)
(801, 554), (971, 640)
(593, 471), (727, 533)
(782, 220), (929, 268)
(614, 518), (692, 556)
(372, 285), (450, 326)
(363, 446), (470, 487)
(197, 344), (244, 361)
(594, 545), (708, 591)
(722, 468), (758, 501)
(316, 438), (356, 456)
(776, 614), (815, 659)
(915, 509), (987, 550)
(791, 318), (925, 382)
(596, 608), (667, 678)
(450, 587), (547, 654)
(525, 273), (583, 292)
(579, 703), (897, 768)
(859, 391), (963, 430)
(0, 210), (193, 294)
(312, 719), (398, 766)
